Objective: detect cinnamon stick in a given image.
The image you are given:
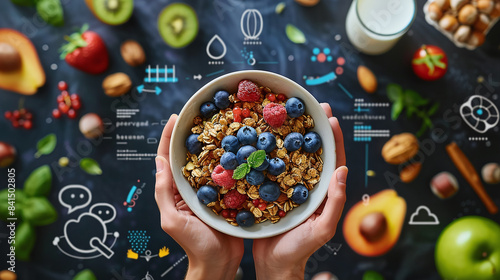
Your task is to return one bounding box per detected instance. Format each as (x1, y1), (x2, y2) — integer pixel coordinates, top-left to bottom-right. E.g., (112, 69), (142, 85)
(446, 142), (498, 214)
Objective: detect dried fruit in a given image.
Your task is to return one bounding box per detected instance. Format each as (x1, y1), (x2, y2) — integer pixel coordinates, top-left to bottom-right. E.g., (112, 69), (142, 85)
(400, 162), (422, 183)
(357, 65), (377, 93)
(381, 133), (419, 165)
(102, 72), (132, 97)
(120, 40), (146, 67)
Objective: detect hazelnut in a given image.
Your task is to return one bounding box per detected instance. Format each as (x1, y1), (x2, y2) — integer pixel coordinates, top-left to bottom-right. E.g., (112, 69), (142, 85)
(477, 0), (494, 13)
(400, 162), (422, 183)
(360, 212), (387, 242)
(451, 0), (468, 10)
(120, 40), (146, 67)
(102, 72), (132, 97)
(0, 43), (21, 72)
(439, 14), (459, 32)
(79, 113), (104, 139)
(429, 2), (444, 21)
(481, 163), (500, 184)
(473, 13), (491, 32)
(453, 25), (472, 42)
(467, 30), (485, 46)
(430, 172), (459, 199)
(458, 4), (479, 24)
(0, 270), (16, 280)
(434, 0), (451, 10)
(381, 133), (419, 165)
(0, 142), (16, 168)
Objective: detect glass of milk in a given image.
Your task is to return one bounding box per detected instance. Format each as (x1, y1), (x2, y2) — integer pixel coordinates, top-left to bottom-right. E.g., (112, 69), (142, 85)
(345, 0), (416, 55)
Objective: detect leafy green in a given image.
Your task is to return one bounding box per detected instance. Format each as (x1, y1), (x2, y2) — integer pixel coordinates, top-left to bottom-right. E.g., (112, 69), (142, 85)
(36, 0), (64, 26)
(233, 163), (250, 180)
(35, 133), (57, 158)
(0, 189), (26, 221)
(21, 197), (58, 226)
(24, 165), (52, 197)
(73, 269), (97, 280)
(286, 24), (306, 44)
(247, 150), (266, 169)
(80, 158), (102, 175)
(15, 222), (36, 261)
(386, 83), (439, 137)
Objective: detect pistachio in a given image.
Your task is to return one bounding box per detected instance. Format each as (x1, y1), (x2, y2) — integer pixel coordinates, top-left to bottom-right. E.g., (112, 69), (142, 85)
(102, 72), (132, 97)
(381, 133), (419, 165)
(120, 40), (146, 67)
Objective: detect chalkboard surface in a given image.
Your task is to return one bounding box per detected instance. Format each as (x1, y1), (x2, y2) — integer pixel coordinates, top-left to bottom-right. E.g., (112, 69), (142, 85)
(1, 0), (499, 279)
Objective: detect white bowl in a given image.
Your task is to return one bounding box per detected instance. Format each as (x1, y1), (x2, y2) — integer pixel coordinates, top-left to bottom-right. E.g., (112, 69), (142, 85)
(169, 70), (336, 239)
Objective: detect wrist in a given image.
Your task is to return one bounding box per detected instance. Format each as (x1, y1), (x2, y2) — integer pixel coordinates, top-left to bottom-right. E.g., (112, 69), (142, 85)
(254, 259), (306, 280)
(185, 253), (242, 280)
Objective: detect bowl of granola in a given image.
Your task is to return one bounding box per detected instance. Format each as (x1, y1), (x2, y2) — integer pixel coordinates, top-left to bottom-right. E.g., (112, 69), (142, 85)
(170, 70), (336, 239)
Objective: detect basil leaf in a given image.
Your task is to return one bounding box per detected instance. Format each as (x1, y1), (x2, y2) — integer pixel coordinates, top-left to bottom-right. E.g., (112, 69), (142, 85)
(233, 163), (250, 180)
(386, 83), (403, 103)
(247, 150), (266, 168)
(24, 165), (52, 197)
(391, 99), (404, 120)
(73, 269), (97, 280)
(0, 189), (26, 221)
(404, 90), (428, 107)
(35, 133), (57, 158)
(428, 102), (440, 116)
(15, 222), (36, 261)
(36, 0), (64, 26)
(286, 24), (306, 44)
(21, 197), (58, 226)
(80, 158), (103, 175)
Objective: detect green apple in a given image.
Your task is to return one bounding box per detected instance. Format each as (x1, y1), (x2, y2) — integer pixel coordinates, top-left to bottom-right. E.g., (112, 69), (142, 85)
(435, 216), (500, 280)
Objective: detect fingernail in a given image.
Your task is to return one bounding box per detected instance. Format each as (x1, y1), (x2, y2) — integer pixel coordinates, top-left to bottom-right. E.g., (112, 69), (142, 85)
(155, 156), (164, 173)
(336, 166), (348, 184)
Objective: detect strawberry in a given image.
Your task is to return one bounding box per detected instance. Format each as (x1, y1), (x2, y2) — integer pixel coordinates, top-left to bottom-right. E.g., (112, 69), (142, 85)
(60, 24), (109, 74)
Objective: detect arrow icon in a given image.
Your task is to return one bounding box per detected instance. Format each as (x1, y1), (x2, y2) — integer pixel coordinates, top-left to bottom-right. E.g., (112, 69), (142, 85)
(193, 74), (202, 80)
(137, 85), (162, 95)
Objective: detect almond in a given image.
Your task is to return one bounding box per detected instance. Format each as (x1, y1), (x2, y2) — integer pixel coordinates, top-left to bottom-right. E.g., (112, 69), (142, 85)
(400, 162), (422, 183)
(357, 65), (377, 94)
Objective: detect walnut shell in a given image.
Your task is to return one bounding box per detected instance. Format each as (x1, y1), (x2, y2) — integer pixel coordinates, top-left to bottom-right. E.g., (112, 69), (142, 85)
(120, 40), (146, 67)
(458, 4), (478, 24)
(381, 133), (419, 165)
(102, 72), (132, 97)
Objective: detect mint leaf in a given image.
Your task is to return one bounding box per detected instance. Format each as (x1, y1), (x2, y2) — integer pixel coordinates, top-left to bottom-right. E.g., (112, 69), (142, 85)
(386, 84), (403, 103)
(391, 99), (404, 120)
(286, 24), (306, 44)
(80, 158), (102, 175)
(428, 102), (440, 116)
(247, 150), (266, 168)
(35, 133), (57, 158)
(233, 163), (250, 180)
(24, 165), (52, 197)
(404, 90), (428, 107)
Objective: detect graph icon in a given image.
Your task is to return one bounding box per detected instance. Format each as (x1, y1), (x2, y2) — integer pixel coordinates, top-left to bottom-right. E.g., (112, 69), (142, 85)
(143, 65), (178, 83)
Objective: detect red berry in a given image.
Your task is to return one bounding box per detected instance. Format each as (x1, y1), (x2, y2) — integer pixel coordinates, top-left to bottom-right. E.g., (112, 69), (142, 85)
(223, 189), (247, 209)
(67, 109), (77, 119)
(4, 111), (11, 119)
(278, 210), (286, 217)
(70, 93), (80, 101)
(71, 99), (81, 110)
(12, 110), (20, 119)
(266, 93), (276, 102)
(234, 115), (242, 123)
(252, 199), (260, 206)
(58, 102), (69, 114)
(233, 107), (242, 114)
(58, 81), (68, 91)
(212, 165), (236, 189)
(263, 103), (287, 128)
(221, 209), (230, 218)
(233, 107), (242, 123)
(19, 108), (26, 116)
(237, 79), (261, 102)
(23, 120), (32, 129)
(229, 210), (237, 218)
(24, 112), (33, 120)
(242, 108), (250, 118)
(52, 109), (61, 119)
(258, 203), (267, 211)
(12, 120), (19, 128)
(18, 119), (24, 126)
(277, 93), (287, 101)
(57, 95), (64, 103)
(61, 90), (69, 98)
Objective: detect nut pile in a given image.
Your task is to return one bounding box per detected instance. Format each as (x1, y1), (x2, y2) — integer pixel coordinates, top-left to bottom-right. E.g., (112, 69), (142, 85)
(425, 0), (500, 48)
(182, 80), (324, 227)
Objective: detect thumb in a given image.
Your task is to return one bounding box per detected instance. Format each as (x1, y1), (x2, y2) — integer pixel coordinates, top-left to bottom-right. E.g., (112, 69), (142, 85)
(316, 166), (348, 233)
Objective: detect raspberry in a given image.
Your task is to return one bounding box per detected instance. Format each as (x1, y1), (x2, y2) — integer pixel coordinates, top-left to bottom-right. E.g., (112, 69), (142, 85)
(237, 80), (261, 102)
(263, 103), (287, 128)
(223, 189), (247, 209)
(211, 164), (236, 189)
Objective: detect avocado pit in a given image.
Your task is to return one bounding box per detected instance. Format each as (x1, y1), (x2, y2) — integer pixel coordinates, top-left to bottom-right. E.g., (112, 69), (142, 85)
(0, 43), (22, 72)
(360, 212), (387, 242)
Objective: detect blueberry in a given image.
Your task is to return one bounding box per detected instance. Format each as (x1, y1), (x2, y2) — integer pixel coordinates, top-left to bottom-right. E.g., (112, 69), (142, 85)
(185, 134), (202, 154)
(197, 185), (218, 205)
(200, 101), (218, 118)
(303, 132), (322, 153)
(221, 135), (240, 153)
(285, 97), (305, 118)
(237, 126), (257, 145)
(246, 169), (265, 185)
(254, 155), (270, 171)
(284, 132), (304, 152)
(220, 152), (238, 170)
(256, 132), (276, 153)
(236, 210), (255, 227)
(213, 90), (231, 109)
(268, 157), (285, 176)
(236, 145), (257, 164)
(291, 184), (309, 204)
(259, 181), (281, 202)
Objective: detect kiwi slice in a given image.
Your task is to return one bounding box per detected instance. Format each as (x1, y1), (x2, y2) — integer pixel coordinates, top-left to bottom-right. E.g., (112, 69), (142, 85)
(158, 3), (199, 48)
(92, 0), (133, 25)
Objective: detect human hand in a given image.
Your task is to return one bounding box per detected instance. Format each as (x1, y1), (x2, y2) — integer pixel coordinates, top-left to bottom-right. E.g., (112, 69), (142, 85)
(253, 103), (347, 280)
(155, 114), (244, 280)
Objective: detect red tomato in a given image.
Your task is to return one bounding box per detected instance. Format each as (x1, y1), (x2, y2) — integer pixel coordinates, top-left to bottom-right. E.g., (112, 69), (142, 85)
(412, 45), (448, 81)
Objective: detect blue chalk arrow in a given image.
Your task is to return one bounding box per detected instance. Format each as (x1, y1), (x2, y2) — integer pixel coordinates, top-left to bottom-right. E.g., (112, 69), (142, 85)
(136, 85), (162, 95)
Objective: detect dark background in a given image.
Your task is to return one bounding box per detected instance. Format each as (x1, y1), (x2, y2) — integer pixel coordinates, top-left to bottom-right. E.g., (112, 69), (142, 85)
(1, 0), (500, 279)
